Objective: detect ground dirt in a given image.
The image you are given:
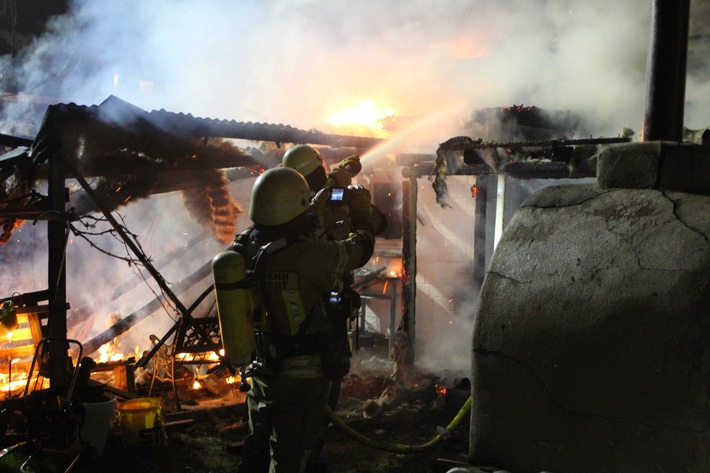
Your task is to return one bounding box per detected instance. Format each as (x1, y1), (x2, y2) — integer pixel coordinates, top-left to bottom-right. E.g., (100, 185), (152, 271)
(0, 354), (472, 473)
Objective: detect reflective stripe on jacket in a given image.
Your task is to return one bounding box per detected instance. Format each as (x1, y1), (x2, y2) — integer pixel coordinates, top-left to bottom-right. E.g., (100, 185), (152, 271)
(279, 354), (323, 378)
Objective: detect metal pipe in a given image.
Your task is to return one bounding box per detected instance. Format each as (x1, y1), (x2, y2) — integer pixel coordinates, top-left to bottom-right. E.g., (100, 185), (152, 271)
(473, 176), (487, 292)
(641, 0), (691, 142)
(46, 152), (69, 387)
(494, 175), (506, 249)
(400, 169), (418, 351)
(64, 157), (223, 366)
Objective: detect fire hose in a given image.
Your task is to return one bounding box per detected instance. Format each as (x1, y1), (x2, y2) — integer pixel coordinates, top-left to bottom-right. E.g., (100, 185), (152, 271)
(325, 395), (472, 454)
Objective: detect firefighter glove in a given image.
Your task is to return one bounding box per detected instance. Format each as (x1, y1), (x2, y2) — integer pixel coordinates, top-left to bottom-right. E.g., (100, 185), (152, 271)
(348, 185), (372, 230)
(338, 155), (362, 176)
(328, 167), (353, 187)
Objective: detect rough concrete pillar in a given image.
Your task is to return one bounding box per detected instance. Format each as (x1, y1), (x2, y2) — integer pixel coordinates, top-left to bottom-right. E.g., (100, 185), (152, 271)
(470, 142), (710, 473)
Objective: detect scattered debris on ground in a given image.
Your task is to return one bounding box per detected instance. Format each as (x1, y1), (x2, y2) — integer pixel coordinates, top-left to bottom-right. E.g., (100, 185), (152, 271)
(0, 352), (472, 473)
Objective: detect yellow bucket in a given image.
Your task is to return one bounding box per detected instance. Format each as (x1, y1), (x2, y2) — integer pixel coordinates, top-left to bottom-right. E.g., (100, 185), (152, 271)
(118, 397), (166, 446)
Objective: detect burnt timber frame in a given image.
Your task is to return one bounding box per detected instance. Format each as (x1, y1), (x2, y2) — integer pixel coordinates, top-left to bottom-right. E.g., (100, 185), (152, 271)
(3, 96), (387, 390)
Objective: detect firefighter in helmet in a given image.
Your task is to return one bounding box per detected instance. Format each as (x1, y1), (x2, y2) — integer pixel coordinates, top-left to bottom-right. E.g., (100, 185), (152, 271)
(281, 144), (329, 196)
(234, 167), (375, 473)
(282, 144), (386, 472)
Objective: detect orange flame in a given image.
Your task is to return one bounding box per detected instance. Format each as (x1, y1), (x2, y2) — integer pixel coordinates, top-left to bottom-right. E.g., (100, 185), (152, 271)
(329, 98), (395, 137)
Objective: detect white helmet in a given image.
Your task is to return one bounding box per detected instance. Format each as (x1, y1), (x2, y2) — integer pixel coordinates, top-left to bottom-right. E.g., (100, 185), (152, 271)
(249, 167), (311, 226)
(282, 144), (324, 177)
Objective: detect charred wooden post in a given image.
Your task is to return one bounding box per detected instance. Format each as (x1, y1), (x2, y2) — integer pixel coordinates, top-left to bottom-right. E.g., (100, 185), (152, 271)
(46, 152), (69, 387)
(641, 0), (691, 141)
(400, 168), (418, 350)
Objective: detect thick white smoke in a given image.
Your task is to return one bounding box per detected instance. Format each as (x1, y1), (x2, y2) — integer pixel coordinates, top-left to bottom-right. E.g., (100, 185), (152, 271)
(1, 0), (709, 369)
(3, 0), (707, 136)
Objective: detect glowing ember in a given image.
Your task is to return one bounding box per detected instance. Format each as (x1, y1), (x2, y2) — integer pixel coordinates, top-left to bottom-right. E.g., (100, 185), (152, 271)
(367, 256), (401, 279)
(174, 351), (221, 363)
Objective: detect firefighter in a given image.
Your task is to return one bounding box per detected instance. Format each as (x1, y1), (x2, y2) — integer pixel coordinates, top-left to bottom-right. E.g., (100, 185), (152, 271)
(281, 144), (328, 195)
(234, 167), (375, 473)
(282, 144), (386, 473)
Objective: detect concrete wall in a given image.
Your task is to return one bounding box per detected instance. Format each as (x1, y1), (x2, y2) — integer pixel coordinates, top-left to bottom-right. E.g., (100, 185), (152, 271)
(470, 142), (710, 473)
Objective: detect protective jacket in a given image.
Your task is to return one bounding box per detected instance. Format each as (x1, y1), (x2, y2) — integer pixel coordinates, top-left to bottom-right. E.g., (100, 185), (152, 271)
(234, 218), (374, 473)
(234, 222), (373, 377)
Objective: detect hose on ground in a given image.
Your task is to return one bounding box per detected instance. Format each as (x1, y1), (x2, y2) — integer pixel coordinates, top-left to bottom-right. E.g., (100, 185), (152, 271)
(325, 395), (472, 454)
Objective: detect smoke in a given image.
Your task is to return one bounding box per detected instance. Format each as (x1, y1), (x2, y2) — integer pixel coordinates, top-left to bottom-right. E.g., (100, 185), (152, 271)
(2, 0), (707, 138)
(2, 0), (710, 366)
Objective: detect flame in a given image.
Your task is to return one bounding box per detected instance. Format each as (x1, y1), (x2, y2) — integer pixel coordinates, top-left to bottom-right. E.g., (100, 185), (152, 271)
(174, 351), (221, 363)
(435, 384), (447, 395)
(98, 342), (125, 363)
(368, 256), (401, 279)
(0, 358), (49, 399)
(329, 98), (394, 135)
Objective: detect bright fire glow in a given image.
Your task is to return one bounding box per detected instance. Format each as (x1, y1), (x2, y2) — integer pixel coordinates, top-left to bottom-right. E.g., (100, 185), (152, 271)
(174, 351), (221, 363)
(329, 98), (394, 130)
(368, 256), (402, 279)
(0, 358), (49, 400)
(98, 342), (124, 363)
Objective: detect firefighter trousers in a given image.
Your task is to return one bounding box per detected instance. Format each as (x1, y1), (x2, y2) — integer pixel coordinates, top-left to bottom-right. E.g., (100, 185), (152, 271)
(237, 371), (329, 473)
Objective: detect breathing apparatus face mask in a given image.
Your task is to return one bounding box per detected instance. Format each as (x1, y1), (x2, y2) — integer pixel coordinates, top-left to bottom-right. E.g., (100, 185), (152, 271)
(305, 166), (328, 194)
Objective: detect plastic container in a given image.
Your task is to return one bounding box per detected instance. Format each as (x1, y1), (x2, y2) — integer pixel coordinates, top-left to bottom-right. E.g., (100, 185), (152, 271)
(71, 394), (117, 456)
(118, 397), (166, 446)
(0, 300), (18, 336)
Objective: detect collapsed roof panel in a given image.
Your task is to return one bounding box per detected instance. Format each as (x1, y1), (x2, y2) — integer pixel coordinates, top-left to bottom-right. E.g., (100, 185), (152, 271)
(1, 96), (386, 243)
(431, 105), (636, 207)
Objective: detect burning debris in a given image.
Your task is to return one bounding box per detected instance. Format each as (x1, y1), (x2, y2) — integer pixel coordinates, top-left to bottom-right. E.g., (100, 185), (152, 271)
(182, 162), (242, 244)
(0, 94), (392, 421)
(468, 105), (586, 142)
(31, 96), (258, 243)
(432, 105), (634, 207)
(0, 93), (476, 471)
(353, 330), (469, 422)
(1, 95), (385, 244)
